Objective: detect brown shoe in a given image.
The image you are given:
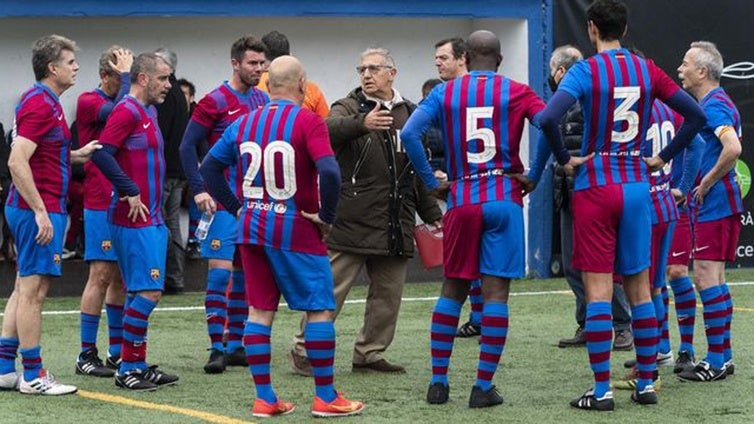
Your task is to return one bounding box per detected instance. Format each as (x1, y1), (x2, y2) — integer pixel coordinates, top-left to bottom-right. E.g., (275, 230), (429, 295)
(288, 349), (312, 377)
(558, 326), (586, 348)
(352, 359), (406, 373)
(612, 329), (634, 351)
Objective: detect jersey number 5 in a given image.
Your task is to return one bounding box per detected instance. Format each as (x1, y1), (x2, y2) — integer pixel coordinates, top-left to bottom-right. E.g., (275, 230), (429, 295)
(466, 106), (496, 164)
(240, 141), (297, 200)
(612, 86), (641, 143)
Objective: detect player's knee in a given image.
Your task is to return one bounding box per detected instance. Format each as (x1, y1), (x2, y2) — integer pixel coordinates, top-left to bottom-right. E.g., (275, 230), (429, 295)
(666, 265), (687, 281)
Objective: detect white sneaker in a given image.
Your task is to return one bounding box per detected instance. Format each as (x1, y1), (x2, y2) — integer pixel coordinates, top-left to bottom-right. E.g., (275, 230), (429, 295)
(657, 351), (675, 367)
(0, 371), (19, 390)
(19, 369), (77, 395)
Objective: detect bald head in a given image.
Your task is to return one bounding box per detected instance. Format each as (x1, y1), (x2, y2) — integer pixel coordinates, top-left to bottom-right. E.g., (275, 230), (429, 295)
(267, 55), (306, 103)
(467, 30), (502, 71)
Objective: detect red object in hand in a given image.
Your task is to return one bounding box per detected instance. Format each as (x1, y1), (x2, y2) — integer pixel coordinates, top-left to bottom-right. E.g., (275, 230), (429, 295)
(414, 223), (443, 270)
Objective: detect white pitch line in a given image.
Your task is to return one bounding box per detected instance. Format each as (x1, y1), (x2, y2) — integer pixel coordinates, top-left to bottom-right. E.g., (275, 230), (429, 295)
(3, 281), (754, 317)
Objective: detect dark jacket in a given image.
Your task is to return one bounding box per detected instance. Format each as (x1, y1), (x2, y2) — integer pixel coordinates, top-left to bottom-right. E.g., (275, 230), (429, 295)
(326, 87), (442, 257)
(553, 101), (583, 211)
(155, 73), (189, 180)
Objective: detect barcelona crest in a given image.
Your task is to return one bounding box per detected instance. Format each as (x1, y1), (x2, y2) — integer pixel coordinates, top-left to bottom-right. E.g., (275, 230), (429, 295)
(54, 254), (61, 265)
(211, 239), (221, 250)
(101, 240), (112, 252)
(150, 268), (160, 280)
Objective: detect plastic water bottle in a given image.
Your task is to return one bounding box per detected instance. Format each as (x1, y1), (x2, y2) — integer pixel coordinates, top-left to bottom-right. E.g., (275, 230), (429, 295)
(195, 212), (214, 242)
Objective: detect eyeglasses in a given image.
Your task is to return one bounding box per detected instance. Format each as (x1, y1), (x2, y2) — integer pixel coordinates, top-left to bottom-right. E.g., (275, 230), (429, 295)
(356, 65), (393, 75)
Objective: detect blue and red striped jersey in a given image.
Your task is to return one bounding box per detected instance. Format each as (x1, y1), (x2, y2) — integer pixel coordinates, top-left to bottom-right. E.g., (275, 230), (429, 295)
(417, 71), (544, 209)
(7, 83), (71, 214)
(207, 100), (334, 254)
(694, 87), (743, 222)
(99, 95), (165, 228)
(558, 48), (680, 191)
(77, 88), (116, 210)
(643, 100), (682, 224)
(191, 82), (269, 210)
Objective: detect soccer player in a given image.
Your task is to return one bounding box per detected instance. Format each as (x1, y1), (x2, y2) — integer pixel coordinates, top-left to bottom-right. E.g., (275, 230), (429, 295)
(200, 55), (364, 418)
(1, 34), (99, 395)
(433, 37), (484, 339)
(402, 30), (555, 408)
(615, 99), (703, 390)
(179, 35), (269, 374)
(537, 0), (706, 410)
(75, 45), (133, 377)
(91, 52), (180, 391)
(676, 40), (742, 382)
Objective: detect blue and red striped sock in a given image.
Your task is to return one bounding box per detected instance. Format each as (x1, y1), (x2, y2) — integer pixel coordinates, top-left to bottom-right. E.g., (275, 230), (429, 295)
(430, 297), (462, 386)
(205, 268), (230, 351)
(660, 286), (670, 353)
(631, 302), (658, 392)
(105, 303), (124, 358)
(0, 337), (19, 374)
(585, 301), (612, 398)
(243, 321), (276, 404)
(20, 346), (42, 381)
(669, 276), (696, 356)
(719, 282), (733, 363)
(699, 286), (726, 369)
(80, 312), (100, 353)
(651, 293), (669, 355)
(305, 321), (337, 402)
(468, 279), (483, 326)
(475, 302), (508, 391)
(120, 295), (156, 374)
(226, 270), (247, 353)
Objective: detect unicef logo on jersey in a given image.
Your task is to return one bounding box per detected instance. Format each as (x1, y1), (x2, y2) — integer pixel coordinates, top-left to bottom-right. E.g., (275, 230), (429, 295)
(736, 159), (751, 198)
(247, 200), (288, 214)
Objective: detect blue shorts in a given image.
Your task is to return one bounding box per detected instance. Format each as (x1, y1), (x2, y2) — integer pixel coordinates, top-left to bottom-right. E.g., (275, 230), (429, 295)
(200, 210), (237, 261)
(84, 209), (117, 262)
(5, 205), (66, 277)
(238, 244), (336, 312)
(444, 200), (524, 280)
(110, 224), (168, 293)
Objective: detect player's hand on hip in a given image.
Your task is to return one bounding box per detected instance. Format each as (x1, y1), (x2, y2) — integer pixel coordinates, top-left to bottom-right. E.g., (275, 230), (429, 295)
(434, 170), (448, 183)
(363, 103), (393, 131)
(431, 180), (450, 200)
(34, 210), (53, 245)
(120, 194), (149, 223)
(510, 173), (536, 196)
(301, 210), (332, 242)
(563, 153), (594, 176)
(194, 192), (216, 214)
(671, 188), (687, 207)
(692, 177), (712, 205)
(643, 155), (666, 173)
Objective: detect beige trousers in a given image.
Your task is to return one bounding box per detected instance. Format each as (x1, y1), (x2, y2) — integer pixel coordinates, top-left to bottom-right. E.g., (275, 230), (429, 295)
(292, 249), (408, 365)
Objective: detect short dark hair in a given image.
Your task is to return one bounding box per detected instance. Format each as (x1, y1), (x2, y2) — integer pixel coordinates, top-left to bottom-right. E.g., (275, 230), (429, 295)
(130, 53), (169, 84)
(422, 78), (443, 97)
(32, 34), (77, 81)
(261, 31), (290, 61)
(586, 0), (628, 42)
(230, 35), (268, 62)
(435, 37), (467, 60)
(177, 78), (195, 96)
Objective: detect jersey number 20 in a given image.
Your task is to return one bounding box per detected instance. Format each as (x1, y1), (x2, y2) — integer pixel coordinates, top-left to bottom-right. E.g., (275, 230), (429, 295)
(240, 141), (297, 200)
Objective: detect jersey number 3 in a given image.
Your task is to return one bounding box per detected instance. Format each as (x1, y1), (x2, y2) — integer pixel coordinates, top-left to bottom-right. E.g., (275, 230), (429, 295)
(240, 141), (297, 200)
(612, 86), (641, 143)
